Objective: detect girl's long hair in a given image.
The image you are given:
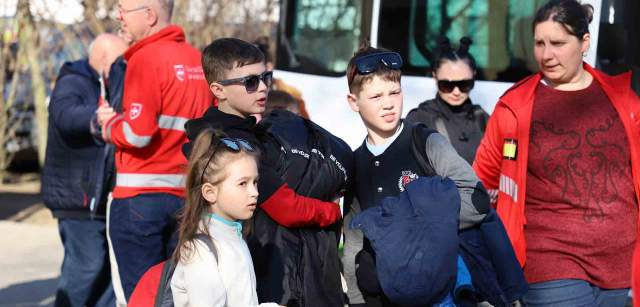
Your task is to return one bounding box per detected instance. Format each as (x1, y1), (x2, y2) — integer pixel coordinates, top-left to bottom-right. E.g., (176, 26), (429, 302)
(172, 128), (257, 263)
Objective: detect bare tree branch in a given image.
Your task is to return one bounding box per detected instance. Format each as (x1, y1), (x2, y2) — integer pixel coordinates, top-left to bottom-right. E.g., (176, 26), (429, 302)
(1, 0), (280, 177)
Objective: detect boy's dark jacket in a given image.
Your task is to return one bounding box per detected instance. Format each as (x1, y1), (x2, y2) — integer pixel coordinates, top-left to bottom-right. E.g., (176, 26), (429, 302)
(351, 176), (460, 306)
(183, 108), (352, 306)
(350, 124), (526, 306)
(41, 59), (103, 218)
(458, 208), (527, 306)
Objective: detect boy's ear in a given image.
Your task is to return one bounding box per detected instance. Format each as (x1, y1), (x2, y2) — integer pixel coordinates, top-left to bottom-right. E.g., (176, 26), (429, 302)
(347, 93), (360, 112)
(210, 82), (226, 100)
(146, 6), (159, 27)
(201, 182), (218, 204)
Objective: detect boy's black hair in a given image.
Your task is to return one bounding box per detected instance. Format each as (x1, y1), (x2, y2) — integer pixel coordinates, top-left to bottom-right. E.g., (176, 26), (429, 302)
(346, 42), (401, 94)
(202, 38), (265, 84)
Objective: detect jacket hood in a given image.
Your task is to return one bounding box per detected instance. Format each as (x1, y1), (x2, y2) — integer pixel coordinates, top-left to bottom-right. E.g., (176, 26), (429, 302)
(183, 107), (258, 157)
(124, 25), (185, 60)
(57, 59), (99, 82)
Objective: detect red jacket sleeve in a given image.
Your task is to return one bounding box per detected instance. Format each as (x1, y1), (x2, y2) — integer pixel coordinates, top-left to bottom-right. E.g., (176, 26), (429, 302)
(104, 55), (161, 149)
(254, 155), (342, 228)
(473, 103), (506, 206)
(260, 183), (342, 228)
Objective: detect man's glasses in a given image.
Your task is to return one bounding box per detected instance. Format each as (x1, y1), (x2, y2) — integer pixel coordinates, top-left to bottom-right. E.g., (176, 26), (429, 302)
(217, 71), (273, 93)
(437, 79), (475, 93)
(117, 5), (148, 15)
(200, 138), (255, 184)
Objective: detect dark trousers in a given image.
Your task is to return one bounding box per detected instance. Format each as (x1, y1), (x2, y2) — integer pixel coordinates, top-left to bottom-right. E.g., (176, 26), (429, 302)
(55, 218), (115, 307)
(522, 279), (630, 307)
(108, 193), (182, 300)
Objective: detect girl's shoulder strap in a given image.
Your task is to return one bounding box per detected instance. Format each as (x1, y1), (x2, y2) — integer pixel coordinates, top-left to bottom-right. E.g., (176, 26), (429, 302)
(153, 234), (218, 307)
(195, 233), (218, 262)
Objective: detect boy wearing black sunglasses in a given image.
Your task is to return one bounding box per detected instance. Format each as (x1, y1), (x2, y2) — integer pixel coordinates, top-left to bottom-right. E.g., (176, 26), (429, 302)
(343, 45), (490, 306)
(183, 37), (346, 306)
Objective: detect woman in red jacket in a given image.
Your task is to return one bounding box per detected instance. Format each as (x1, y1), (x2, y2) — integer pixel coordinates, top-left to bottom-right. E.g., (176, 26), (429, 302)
(473, 0), (640, 305)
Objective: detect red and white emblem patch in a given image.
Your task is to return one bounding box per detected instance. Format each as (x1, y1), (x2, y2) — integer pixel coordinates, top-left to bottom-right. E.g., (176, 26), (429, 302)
(174, 64), (185, 81)
(398, 170), (419, 192)
(129, 103), (143, 120)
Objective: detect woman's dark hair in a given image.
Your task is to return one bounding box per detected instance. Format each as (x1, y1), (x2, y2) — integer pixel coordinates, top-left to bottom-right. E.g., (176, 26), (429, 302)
(265, 90), (297, 114)
(253, 36), (273, 64)
(432, 36), (477, 74)
(533, 0), (594, 40)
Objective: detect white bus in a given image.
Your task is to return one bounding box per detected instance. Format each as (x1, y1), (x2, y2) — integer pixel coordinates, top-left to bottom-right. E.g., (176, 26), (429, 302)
(273, 0), (639, 148)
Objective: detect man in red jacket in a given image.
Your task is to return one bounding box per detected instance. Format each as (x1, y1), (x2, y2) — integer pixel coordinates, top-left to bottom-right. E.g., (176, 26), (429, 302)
(99, 0), (212, 301)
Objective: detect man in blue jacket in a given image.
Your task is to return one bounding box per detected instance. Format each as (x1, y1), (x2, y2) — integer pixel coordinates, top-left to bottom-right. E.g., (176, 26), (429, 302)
(41, 33), (127, 307)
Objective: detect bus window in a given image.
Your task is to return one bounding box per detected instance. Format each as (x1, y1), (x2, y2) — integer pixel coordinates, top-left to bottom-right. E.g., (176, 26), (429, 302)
(378, 0), (547, 82)
(276, 0), (369, 77)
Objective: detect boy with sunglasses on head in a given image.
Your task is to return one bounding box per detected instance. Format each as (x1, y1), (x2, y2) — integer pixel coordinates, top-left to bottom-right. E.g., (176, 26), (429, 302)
(343, 45), (490, 306)
(183, 37), (346, 306)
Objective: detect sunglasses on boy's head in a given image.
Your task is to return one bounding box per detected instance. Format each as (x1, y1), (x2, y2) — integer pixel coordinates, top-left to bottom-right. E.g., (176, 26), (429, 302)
(348, 52), (403, 85)
(354, 52), (403, 74)
(200, 137), (255, 184)
(217, 71), (273, 93)
(437, 79), (475, 93)
(352, 52), (403, 76)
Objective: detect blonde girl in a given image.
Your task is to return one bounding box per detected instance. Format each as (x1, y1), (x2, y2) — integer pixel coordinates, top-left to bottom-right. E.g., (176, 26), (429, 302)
(170, 129), (280, 307)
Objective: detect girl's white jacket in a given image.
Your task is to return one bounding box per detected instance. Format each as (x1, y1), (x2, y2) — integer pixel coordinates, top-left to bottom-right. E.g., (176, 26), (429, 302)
(171, 215), (279, 307)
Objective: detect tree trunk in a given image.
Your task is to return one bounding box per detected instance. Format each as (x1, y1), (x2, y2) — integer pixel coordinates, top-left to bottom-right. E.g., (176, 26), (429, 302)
(17, 0), (48, 166)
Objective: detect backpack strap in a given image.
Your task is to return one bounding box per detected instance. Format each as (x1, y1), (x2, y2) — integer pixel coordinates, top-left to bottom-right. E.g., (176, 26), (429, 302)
(195, 233), (219, 262)
(153, 234), (218, 307)
(154, 259), (177, 307)
(410, 123), (437, 177)
(433, 117), (451, 143)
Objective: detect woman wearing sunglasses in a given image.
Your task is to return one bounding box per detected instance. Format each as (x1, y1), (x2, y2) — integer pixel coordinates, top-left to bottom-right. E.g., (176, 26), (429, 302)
(406, 37), (488, 164)
(474, 1), (640, 305)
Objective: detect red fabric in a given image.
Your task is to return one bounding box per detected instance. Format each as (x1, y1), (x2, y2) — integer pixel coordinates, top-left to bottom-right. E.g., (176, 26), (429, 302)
(473, 63), (640, 279)
(523, 81), (637, 288)
(104, 25), (212, 199)
(260, 184), (342, 228)
(128, 262), (165, 307)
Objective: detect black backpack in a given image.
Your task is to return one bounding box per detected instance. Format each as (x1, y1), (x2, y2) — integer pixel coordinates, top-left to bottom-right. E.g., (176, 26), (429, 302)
(253, 109), (353, 306)
(258, 109), (353, 200)
(410, 123), (437, 177)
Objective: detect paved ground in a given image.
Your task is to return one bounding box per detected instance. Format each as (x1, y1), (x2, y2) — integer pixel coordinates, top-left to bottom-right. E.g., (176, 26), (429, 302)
(0, 179), (61, 307)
